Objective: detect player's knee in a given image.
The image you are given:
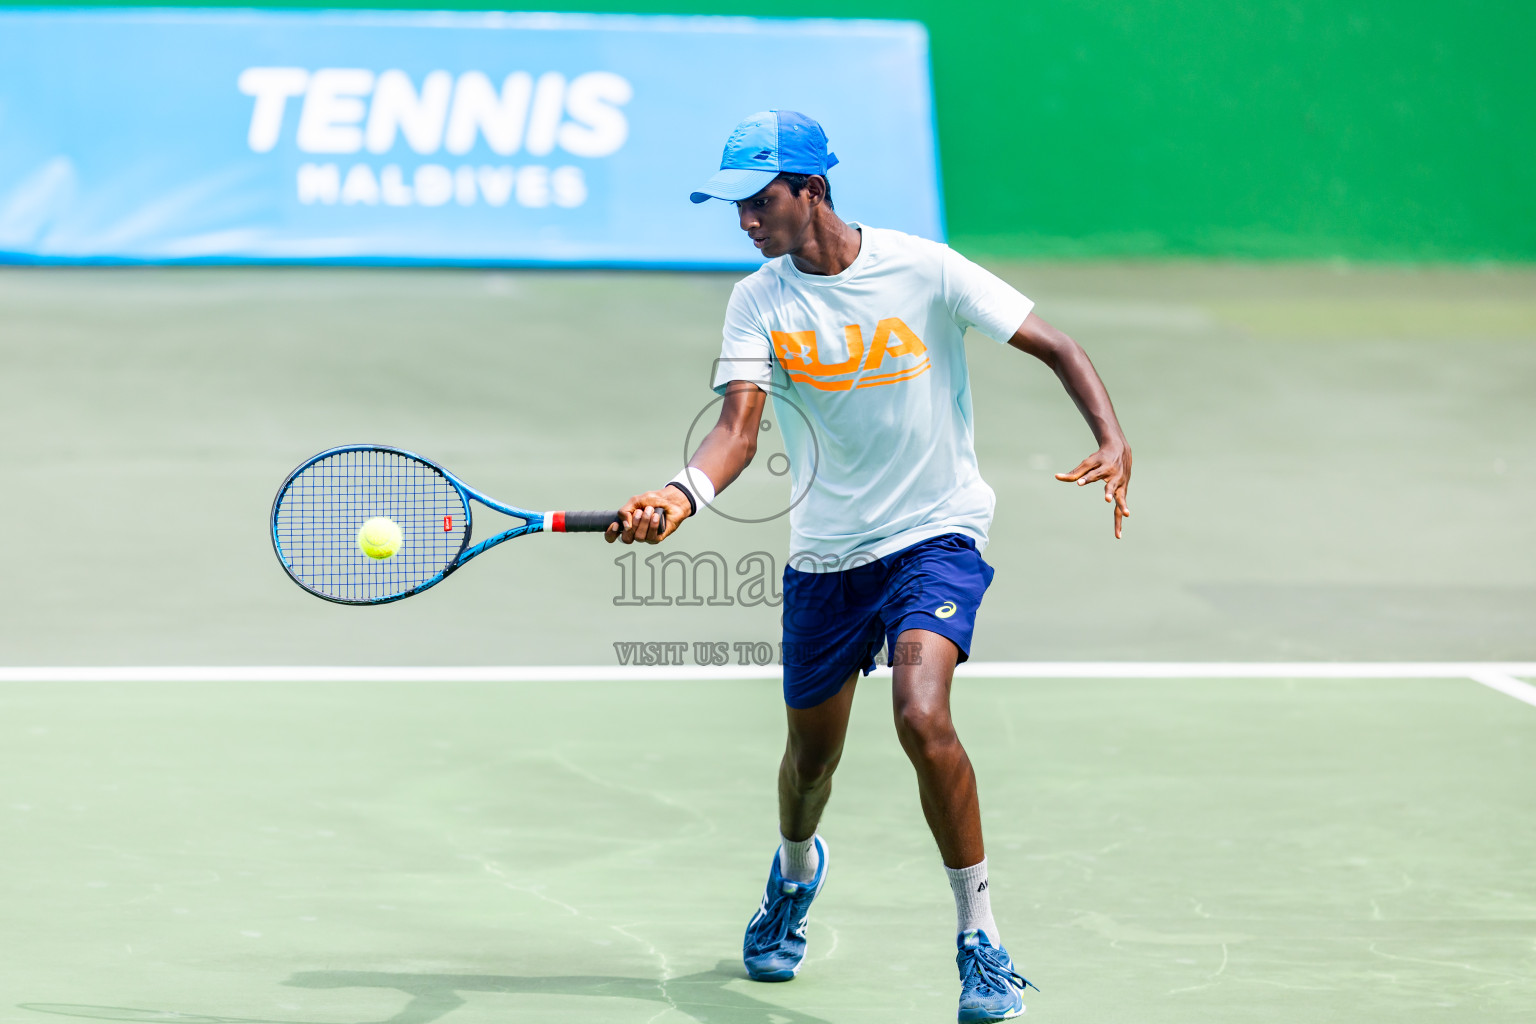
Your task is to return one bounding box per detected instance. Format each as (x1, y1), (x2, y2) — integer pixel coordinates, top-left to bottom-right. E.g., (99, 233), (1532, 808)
(893, 703), (955, 761)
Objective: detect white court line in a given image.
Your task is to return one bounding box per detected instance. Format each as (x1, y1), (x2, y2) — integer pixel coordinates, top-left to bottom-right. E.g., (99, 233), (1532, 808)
(0, 665), (781, 683)
(1466, 670), (1536, 709)
(1, 661), (1535, 690)
(954, 661), (1536, 679)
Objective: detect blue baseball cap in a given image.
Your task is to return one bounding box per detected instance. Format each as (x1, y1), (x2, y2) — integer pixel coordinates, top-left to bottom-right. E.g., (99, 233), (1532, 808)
(690, 109), (839, 204)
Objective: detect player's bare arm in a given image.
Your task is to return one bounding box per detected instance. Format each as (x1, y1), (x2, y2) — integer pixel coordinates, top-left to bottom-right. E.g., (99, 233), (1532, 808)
(606, 381), (767, 544)
(1007, 312), (1133, 538)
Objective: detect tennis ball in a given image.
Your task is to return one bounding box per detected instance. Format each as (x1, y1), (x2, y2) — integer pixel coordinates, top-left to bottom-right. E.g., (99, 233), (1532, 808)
(357, 516), (404, 560)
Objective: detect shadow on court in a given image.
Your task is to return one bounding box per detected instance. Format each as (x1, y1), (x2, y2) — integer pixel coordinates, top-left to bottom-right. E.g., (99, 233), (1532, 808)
(19, 961), (834, 1024)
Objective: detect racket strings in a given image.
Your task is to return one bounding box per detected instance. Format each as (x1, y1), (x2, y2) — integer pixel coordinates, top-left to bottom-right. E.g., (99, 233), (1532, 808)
(274, 449), (468, 603)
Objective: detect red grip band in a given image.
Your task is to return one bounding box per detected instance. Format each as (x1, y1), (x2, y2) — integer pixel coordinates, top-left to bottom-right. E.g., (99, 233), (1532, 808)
(551, 511), (566, 533)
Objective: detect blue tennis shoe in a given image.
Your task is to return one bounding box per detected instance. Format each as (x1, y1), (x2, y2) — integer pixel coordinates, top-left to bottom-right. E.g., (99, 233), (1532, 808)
(742, 836), (829, 981)
(956, 929), (1035, 1021)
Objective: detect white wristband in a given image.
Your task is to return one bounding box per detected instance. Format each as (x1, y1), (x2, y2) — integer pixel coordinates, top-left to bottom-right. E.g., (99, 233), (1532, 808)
(668, 467), (716, 510)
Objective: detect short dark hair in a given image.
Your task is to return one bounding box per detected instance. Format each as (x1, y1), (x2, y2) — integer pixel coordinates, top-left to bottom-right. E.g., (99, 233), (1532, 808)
(775, 172), (833, 210)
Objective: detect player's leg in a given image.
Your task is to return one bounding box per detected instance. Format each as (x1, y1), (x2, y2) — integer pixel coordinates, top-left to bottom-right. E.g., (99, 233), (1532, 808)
(892, 627), (1033, 1021)
(744, 557), (885, 982)
(743, 673), (858, 981)
(890, 629), (980, 867)
(892, 628), (998, 941)
(881, 534), (1034, 1020)
(779, 669), (859, 848)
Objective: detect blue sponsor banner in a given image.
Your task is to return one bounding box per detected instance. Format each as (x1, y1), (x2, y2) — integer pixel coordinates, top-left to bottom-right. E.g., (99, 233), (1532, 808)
(0, 9), (941, 266)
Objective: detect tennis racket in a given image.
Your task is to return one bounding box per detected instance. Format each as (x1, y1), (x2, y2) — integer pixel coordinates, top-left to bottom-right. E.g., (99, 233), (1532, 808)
(271, 443), (658, 605)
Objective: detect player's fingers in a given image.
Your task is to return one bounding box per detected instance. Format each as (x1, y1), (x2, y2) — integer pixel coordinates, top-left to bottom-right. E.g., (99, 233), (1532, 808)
(1055, 458), (1094, 483)
(1077, 461), (1113, 485)
(1114, 503), (1124, 539)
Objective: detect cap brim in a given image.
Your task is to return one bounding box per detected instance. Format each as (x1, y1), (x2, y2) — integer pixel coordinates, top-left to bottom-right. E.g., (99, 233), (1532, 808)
(689, 167), (778, 204)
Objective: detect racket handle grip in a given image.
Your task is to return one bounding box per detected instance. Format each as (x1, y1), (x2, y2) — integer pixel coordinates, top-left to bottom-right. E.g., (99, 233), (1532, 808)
(551, 510), (666, 533)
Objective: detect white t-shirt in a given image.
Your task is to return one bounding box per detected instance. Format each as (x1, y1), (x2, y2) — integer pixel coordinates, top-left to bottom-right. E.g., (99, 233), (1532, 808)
(712, 224), (1033, 570)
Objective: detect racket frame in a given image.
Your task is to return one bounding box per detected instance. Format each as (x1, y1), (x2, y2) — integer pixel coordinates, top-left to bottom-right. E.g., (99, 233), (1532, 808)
(271, 443), (555, 606)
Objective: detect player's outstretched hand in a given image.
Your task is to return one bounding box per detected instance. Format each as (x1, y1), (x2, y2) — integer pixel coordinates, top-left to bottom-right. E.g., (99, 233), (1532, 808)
(606, 486), (693, 545)
(1056, 443), (1132, 539)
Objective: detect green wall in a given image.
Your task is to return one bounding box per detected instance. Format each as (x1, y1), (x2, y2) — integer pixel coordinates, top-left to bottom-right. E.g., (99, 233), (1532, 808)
(13, 1), (1535, 260)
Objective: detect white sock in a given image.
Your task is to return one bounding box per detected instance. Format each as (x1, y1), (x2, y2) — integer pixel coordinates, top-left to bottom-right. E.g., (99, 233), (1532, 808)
(779, 832), (820, 884)
(945, 858), (999, 944)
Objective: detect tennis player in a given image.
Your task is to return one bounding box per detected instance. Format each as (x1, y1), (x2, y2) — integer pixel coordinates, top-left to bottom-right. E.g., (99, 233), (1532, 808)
(608, 110), (1131, 1021)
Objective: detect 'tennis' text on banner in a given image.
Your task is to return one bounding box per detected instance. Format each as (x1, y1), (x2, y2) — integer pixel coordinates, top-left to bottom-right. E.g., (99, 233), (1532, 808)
(238, 67), (632, 209)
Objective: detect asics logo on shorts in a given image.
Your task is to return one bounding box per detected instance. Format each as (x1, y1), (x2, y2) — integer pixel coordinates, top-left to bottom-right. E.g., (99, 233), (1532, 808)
(935, 601), (958, 619)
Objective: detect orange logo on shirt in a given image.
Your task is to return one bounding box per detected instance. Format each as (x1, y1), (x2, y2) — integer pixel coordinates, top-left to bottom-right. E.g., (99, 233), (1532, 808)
(770, 318), (931, 392)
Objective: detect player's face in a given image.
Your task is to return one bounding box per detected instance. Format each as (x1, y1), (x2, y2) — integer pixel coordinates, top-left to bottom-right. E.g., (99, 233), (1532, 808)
(736, 180), (813, 258)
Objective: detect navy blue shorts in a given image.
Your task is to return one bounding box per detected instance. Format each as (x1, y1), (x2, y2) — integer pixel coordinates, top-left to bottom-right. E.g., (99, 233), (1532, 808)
(780, 533), (996, 710)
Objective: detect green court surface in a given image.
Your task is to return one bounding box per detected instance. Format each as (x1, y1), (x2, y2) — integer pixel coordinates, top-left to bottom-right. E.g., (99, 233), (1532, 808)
(4, 674), (1533, 1023)
(0, 263), (1533, 664)
(1, 262), (1533, 1020)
